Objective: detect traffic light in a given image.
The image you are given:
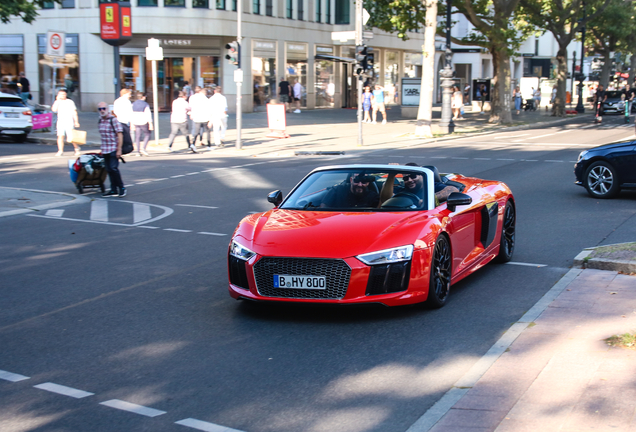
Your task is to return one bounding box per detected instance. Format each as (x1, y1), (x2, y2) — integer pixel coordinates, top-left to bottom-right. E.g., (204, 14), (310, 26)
(225, 41), (240, 67)
(365, 47), (374, 73)
(355, 45), (368, 75)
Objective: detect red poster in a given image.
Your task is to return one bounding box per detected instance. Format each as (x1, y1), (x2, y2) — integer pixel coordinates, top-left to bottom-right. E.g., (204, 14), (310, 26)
(100, 3), (120, 40)
(121, 7), (132, 37)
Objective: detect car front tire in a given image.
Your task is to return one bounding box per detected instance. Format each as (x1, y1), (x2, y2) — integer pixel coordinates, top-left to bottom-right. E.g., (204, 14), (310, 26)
(426, 235), (452, 308)
(584, 161), (620, 199)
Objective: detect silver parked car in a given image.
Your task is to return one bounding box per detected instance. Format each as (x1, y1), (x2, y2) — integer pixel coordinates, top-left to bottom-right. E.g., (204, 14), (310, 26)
(0, 92), (32, 143)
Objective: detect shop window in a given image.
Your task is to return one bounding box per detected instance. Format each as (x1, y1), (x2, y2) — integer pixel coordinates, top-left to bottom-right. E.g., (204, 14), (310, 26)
(61, 0), (75, 8)
(200, 56), (220, 88)
(384, 51), (400, 105)
(216, 0), (225, 8)
(286, 60), (307, 107)
(315, 59), (334, 107)
(193, 0), (209, 7)
(252, 57), (276, 110)
(297, 0), (303, 20)
(138, 0), (158, 6)
(42, 1), (55, 8)
(253, 0), (260, 13)
(334, 0), (348, 24)
(0, 54), (24, 94)
(37, 33), (80, 107)
(286, 0), (292, 18)
(265, 0), (272, 15)
(315, 0), (321, 22)
(165, 0), (185, 6)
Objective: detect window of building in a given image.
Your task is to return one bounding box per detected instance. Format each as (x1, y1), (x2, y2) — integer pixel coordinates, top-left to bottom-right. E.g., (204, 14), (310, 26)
(286, 0), (292, 18)
(265, 0), (272, 15)
(37, 33), (80, 107)
(384, 50), (400, 105)
(42, 1), (55, 9)
(315, 0), (321, 23)
(315, 59), (334, 107)
(61, 0), (75, 8)
(325, 0), (330, 23)
(232, 0), (237, 11)
(253, 0), (260, 13)
(193, 0), (209, 8)
(252, 56), (276, 110)
(165, 0), (185, 6)
(334, 0), (348, 24)
(297, 0), (303, 20)
(138, 0), (158, 6)
(216, 0), (225, 9)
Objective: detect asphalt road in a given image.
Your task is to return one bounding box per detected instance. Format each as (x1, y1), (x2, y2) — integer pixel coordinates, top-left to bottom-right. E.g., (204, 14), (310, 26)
(1, 116), (635, 432)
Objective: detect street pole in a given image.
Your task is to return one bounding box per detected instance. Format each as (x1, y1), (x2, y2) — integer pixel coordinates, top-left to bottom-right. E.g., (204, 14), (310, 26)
(439, 0), (454, 134)
(355, 0), (363, 146)
(576, 1), (586, 113)
(152, 59), (159, 147)
(114, 45), (120, 99)
(571, 51), (577, 108)
(235, 0), (242, 150)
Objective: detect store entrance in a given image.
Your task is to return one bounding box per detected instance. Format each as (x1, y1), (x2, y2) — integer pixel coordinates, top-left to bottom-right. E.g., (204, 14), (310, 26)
(342, 63), (360, 109)
(145, 57), (195, 111)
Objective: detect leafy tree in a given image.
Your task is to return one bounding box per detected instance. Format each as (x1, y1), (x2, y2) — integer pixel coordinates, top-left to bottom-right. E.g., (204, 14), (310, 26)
(1, 0), (60, 24)
(518, 0), (611, 116)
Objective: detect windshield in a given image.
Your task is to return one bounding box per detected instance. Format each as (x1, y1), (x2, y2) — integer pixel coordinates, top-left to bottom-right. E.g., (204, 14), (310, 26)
(0, 97), (27, 107)
(280, 168), (432, 211)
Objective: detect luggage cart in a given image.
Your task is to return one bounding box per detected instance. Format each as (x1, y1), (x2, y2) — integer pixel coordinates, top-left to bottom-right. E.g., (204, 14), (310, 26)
(69, 153), (107, 194)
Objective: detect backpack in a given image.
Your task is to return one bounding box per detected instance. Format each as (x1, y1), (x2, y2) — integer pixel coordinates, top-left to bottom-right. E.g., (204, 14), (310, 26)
(107, 117), (133, 155)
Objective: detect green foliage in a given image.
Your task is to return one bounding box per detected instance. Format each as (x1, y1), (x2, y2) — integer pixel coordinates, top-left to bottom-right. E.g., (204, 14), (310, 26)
(586, 0), (636, 54)
(0, 0), (60, 24)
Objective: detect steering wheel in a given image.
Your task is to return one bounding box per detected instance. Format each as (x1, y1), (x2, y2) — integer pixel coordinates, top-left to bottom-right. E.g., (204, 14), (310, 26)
(393, 191), (422, 205)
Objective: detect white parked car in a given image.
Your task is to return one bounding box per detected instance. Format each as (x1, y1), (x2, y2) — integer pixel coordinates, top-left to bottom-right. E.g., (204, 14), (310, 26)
(0, 92), (32, 143)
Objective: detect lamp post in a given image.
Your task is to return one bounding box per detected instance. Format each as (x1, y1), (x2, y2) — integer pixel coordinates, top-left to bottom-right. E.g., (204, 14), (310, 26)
(439, 0), (455, 133)
(575, 1), (586, 113)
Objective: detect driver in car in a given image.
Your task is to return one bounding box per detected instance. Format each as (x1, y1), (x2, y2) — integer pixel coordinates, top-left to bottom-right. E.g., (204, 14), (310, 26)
(320, 174), (380, 209)
(380, 163), (459, 206)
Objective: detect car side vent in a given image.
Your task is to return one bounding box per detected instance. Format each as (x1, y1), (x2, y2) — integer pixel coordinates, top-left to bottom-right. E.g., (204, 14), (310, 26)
(228, 255), (250, 290)
(480, 202), (499, 248)
(366, 262), (411, 296)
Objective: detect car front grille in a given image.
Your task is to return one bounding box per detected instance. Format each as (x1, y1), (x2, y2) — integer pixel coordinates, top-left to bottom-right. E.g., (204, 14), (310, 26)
(254, 257), (351, 299)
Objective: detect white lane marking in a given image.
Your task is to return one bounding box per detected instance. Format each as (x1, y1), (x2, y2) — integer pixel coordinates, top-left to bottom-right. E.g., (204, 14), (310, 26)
(176, 204), (219, 209)
(430, 156), (447, 159)
(545, 160), (564, 163)
(496, 158), (515, 161)
(45, 209), (65, 217)
(474, 157), (491, 160)
(185, 172), (200, 175)
(34, 382), (94, 398)
(506, 261), (548, 267)
(521, 159), (538, 162)
(137, 225), (160, 229)
(171, 175), (186, 178)
(175, 418), (245, 432)
(100, 399), (166, 417)
(136, 181), (153, 184)
(198, 232), (227, 236)
(524, 129), (570, 140)
(493, 133), (531, 139)
(153, 178), (168, 182)
(451, 157), (469, 159)
(164, 228), (193, 233)
(90, 200), (109, 222)
(133, 203), (152, 223)
(0, 369), (29, 382)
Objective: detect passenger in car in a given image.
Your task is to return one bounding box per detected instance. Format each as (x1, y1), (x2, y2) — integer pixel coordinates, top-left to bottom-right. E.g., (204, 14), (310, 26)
(320, 174), (380, 209)
(379, 163), (459, 206)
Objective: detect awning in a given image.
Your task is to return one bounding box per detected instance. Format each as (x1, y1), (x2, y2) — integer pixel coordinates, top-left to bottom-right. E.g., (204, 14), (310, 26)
(314, 54), (355, 64)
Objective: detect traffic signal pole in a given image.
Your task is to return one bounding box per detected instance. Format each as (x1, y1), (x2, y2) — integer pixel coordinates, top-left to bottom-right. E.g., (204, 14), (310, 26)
(355, 0), (363, 146)
(235, 0), (242, 149)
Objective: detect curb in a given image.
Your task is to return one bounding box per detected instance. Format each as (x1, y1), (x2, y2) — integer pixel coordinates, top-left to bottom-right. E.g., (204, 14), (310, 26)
(573, 243), (636, 273)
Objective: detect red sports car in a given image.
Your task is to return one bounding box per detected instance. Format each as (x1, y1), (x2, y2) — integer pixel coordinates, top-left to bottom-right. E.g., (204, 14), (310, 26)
(228, 164), (515, 307)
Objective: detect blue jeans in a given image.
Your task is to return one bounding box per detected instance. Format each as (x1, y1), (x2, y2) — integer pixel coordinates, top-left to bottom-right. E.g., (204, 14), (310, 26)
(103, 151), (124, 192)
(514, 97), (522, 111)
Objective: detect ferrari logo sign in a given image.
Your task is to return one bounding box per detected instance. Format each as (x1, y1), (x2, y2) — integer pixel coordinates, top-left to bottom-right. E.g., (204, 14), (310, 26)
(105, 6), (114, 22)
(46, 31), (66, 58)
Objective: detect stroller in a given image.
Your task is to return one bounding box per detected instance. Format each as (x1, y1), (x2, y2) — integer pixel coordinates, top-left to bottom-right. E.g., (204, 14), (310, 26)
(69, 153), (107, 194)
(523, 98), (537, 111)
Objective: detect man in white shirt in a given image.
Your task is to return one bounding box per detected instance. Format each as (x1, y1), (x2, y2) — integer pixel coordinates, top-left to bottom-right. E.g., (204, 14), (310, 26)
(207, 86), (228, 147)
(293, 80), (302, 113)
(189, 87), (211, 147)
(167, 91), (194, 152)
(51, 89), (80, 156)
(113, 88), (133, 126)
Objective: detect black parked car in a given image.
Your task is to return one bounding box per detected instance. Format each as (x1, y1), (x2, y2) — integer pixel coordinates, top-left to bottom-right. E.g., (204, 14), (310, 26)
(574, 140), (636, 198)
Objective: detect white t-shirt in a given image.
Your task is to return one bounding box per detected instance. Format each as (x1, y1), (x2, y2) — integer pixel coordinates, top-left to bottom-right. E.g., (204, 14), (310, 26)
(171, 97), (190, 123)
(52, 98), (77, 127)
(189, 93), (210, 122)
(293, 82), (302, 99)
(113, 96), (133, 125)
(209, 93), (228, 118)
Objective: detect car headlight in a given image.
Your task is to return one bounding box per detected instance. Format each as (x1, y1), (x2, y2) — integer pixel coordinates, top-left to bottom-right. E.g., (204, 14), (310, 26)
(577, 150), (588, 162)
(356, 245), (414, 265)
(229, 240), (256, 261)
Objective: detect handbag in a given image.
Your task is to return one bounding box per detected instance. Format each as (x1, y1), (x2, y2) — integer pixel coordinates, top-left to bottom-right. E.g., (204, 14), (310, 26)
(71, 129), (87, 145)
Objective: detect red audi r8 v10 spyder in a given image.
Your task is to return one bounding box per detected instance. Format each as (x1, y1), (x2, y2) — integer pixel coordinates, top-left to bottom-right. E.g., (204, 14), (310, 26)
(228, 164), (515, 308)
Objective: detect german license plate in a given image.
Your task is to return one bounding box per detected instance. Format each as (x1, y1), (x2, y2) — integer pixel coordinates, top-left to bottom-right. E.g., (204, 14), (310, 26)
(5, 113), (19, 118)
(273, 274), (326, 290)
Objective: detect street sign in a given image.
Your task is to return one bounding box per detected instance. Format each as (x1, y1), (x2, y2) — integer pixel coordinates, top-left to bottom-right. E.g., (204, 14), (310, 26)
(46, 31), (65, 58)
(234, 69), (244, 83)
(145, 38), (163, 61)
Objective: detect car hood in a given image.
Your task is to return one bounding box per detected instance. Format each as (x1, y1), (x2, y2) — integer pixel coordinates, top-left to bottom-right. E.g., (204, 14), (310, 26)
(234, 209), (439, 259)
(587, 140), (636, 153)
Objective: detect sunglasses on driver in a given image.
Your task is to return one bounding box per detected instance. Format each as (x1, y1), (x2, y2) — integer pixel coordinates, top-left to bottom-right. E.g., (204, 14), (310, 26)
(402, 174), (420, 181)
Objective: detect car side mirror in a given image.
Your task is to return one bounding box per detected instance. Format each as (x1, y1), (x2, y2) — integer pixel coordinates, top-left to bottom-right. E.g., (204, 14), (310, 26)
(446, 192), (472, 212)
(267, 190), (283, 207)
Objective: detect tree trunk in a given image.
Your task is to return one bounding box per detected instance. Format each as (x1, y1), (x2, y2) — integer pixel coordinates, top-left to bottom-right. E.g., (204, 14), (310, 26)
(600, 49), (611, 87)
(414, 0), (437, 137)
(488, 46), (512, 124)
(553, 46), (568, 117)
(630, 52), (636, 86)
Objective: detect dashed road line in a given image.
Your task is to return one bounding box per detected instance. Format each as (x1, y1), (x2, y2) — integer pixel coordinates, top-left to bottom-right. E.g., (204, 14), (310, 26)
(0, 369), (29, 382)
(34, 382), (94, 398)
(171, 174), (187, 178)
(186, 172), (201, 175)
(198, 232), (227, 236)
(496, 158), (515, 161)
(176, 418), (245, 432)
(164, 228), (193, 233)
(45, 209), (65, 217)
(90, 200), (109, 222)
(133, 203), (152, 223)
(176, 204), (219, 209)
(506, 261), (548, 268)
(545, 160), (564, 163)
(100, 399), (166, 417)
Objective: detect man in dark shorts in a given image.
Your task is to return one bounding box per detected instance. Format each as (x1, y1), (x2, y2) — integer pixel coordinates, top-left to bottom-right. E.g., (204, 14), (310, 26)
(321, 174), (380, 209)
(594, 84), (607, 123)
(278, 77), (291, 112)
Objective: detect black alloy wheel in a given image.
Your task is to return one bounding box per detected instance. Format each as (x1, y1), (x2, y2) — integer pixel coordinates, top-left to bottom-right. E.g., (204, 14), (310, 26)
(495, 201), (515, 263)
(584, 161), (620, 199)
(426, 235), (452, 308)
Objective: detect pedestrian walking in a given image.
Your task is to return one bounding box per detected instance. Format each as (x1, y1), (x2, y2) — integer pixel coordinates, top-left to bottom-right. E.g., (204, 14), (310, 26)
(97, 102), (126, 198)
(478, 84), (488, 112)
(113, 88), (133, 126)
(167, 91), (193, 152)
(182, 81), (192, 99)
(207, 86), (228, 147)
(293, 80), (302, 113)
(550, 84), (557, 114)
(189, 87), (211, 147)
(278, 77), (291, 112)
(51, 88), (80, 157)
(452, 86), (464, 120)
(463, 83), (470, 105)
(533, 87), (541, 109)
(594, 84), (607, 123)
(372, 85), (387, 124)
(513, 86), (522, 114)
(18, 72), (30, 104)
(362, 86), (373, 123)
(131, 92), (154, 156)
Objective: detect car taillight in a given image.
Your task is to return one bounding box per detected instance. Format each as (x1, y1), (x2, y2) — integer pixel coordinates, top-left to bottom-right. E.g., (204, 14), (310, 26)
(22, 110), (32, 116)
